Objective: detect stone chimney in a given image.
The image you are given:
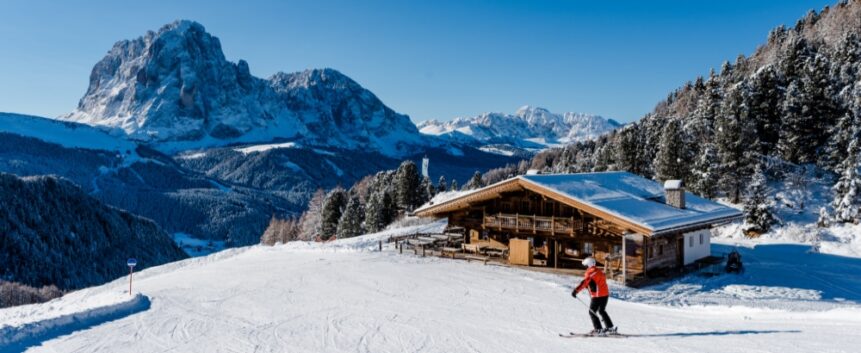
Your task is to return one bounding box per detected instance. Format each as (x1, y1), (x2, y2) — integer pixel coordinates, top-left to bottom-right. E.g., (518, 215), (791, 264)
(664, 180), (685, 209)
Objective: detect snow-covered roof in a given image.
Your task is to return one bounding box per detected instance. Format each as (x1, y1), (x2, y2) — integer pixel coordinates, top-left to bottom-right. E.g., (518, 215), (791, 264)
(416, 171), (742, 235)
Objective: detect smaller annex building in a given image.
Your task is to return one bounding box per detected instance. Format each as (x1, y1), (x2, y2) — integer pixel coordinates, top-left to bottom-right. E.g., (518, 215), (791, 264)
(414, 172), (742, 284)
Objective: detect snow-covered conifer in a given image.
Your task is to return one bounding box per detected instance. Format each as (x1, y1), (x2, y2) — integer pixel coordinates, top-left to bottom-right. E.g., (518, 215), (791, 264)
(689, 143), (719, 198)
(464, 171), (485, 190)
(832, 134), (861, 224)
(320, 188), (348, 240)
(336, 194), (364, 239)
(744, 164), (775, 234)
(298, 189), (326, 240)
(394, 160), (421, 211)
(716, 84), (756, 203)
(654, 119), (688, 182)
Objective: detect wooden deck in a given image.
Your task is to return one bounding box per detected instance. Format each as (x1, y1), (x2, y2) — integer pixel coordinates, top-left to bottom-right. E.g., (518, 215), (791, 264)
(483, 213), (582, 235)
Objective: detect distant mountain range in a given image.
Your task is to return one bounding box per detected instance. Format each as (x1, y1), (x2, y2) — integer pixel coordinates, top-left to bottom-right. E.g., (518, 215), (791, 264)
(417, 106), (621, 156)
(0, 20), (618, 249)
(0, 20), (536, 251)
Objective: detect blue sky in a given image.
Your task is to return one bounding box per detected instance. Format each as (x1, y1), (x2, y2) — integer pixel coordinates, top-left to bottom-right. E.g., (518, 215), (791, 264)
(0, 0), (837, 123)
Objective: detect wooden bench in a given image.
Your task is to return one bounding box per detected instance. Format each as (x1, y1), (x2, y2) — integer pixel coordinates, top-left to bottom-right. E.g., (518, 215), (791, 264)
(440, 246), (461, 258)
(484, 249), (506, 258)
(417, 236), (438, 243)
(430, 234), (450, 241)
(463, 254), (490, 265)
(408, 239), (434, 247)
(462, 243), (482, 254)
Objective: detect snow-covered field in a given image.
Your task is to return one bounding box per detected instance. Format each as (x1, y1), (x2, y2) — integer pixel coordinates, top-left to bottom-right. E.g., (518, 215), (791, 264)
(2, 223), (860, 353)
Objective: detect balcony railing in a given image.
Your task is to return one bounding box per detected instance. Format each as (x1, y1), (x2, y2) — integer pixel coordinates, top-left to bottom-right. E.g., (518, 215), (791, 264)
(483, 213), (582, 234)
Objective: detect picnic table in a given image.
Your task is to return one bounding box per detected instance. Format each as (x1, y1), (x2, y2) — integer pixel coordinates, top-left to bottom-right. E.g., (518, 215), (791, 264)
(417, 236), (438, 243)
(408, 239), (434, 247)
(440, 246), (461, 258)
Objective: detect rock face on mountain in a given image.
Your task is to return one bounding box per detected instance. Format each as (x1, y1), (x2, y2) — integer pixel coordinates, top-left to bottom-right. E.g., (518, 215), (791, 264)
(0, 173), (187, 290)
(417, 106), (620, 151)
(63, 20), (423, 156)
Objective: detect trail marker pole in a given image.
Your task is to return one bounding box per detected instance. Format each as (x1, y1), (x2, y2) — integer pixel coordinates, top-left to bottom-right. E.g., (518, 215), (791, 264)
(127, 258), (137, 296)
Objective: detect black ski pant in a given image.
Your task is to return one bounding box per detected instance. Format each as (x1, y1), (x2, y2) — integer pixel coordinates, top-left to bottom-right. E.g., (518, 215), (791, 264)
(588, 295), (613, 330)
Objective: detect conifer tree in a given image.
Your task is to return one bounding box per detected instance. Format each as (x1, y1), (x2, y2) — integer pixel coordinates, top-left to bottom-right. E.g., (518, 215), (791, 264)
(801, 55), (837, 151)
(450, 179), (459, 191)
(654, 119), (688, 182)
(690, 69), (722, 143)
(336, 194), (364, 239)
(777, 80), (816, 164)
(716, 85), (756, 203)
(744, 164), (775, 234)
(381, 191), (397, 224)
(363, 190), (385, 233)
(615, 127), (642, 174)
(747, 66), (782, 155)
(425, 177), (436, 199)
(418, 176), (433, 205)
(298, 189), (326, 240)
(394, 160), (421, 211)
(464, 171), (485, 190)
(689, 143), (719, 199)
(320, 188), (347, 240)
(825, 83), (861, 172)
(437, 175), (447, 193)
(831, 117), (861, 224)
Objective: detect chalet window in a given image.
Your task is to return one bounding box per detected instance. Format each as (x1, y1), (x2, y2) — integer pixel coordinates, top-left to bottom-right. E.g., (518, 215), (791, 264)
(520, 201), (530, 213)
(544, 201), (553, 214)
(658, 245), (664, 256)
(689, 236), (694, 248)
(699, 233), (704, 245)
(612, 244), (622, 254)
(583, 242), (593, 255)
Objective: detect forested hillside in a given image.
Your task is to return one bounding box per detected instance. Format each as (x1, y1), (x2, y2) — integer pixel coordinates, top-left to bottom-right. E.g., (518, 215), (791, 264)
(515, 1), (861, 232)
(0, 173), (187, 307)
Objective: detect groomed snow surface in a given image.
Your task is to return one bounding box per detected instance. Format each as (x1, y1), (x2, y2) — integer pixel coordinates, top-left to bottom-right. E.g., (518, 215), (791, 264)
(2, 222), (860, 352)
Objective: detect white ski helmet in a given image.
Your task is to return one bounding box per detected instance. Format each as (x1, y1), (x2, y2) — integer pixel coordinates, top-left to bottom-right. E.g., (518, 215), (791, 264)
(582, 257), (597, 268)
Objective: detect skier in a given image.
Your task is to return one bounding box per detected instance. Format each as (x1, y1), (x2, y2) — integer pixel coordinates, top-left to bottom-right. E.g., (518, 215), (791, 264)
(572, 257), (617, 335)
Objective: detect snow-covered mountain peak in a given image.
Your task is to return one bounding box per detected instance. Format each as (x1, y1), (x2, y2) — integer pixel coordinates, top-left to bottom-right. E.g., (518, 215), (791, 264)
(418, 106), (621, 153)
(60, 21), (423, 156)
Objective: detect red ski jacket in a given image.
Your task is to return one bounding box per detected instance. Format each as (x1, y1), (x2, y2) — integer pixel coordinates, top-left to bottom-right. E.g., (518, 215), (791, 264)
(575, 266), (609, 298)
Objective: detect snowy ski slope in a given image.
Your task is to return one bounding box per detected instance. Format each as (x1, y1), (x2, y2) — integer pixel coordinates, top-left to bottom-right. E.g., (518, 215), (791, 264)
(2, 223), (860, 352)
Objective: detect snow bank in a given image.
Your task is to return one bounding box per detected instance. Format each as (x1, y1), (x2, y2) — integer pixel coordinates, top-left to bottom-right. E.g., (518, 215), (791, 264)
(0, 292), (150, 349)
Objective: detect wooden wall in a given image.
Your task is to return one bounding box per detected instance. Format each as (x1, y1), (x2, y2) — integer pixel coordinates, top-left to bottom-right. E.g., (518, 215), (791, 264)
(644, 234), (681, 271)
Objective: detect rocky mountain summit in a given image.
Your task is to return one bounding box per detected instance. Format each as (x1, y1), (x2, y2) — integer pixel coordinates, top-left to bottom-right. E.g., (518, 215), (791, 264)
(63, 20), (423, 156)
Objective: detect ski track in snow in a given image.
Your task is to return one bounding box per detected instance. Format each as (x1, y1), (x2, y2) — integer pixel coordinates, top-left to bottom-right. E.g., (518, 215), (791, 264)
(3, 225), (861, 352)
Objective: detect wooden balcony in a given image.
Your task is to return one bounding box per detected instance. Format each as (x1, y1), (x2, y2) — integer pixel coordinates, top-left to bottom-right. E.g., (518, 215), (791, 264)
(483, 213), (582, 235)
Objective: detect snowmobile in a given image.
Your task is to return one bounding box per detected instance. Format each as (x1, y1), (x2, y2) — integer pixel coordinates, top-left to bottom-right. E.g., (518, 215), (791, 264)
(725, 249), (744, 274)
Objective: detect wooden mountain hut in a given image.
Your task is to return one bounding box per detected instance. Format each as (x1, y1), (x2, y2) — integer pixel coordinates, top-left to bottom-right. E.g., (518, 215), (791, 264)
(414, 172), (742, 284)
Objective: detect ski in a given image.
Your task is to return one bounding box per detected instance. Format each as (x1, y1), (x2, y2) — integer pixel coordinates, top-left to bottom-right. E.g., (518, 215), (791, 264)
(559, 332), (629, 338)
